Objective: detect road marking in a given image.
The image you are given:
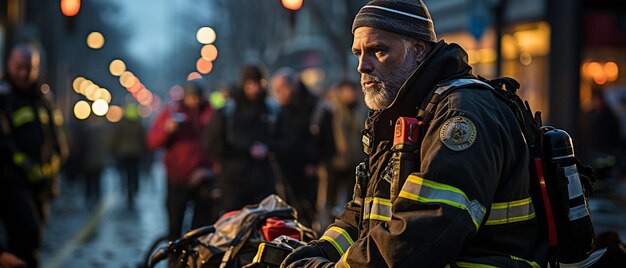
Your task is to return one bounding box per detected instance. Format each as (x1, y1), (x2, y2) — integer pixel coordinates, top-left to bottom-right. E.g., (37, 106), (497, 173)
(43, 193), (116, 268)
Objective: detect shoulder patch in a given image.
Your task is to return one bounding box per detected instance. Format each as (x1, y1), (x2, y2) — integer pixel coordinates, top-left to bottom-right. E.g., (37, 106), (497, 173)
(439, 116), (477, 151)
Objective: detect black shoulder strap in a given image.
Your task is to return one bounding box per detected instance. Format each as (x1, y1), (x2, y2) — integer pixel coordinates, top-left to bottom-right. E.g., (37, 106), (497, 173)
(418, 78), (493, 126)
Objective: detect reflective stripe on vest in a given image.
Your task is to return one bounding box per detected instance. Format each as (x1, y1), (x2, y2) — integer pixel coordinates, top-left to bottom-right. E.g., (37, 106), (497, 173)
(336, 247), (352, 268)
(320, 226), (354, 256)
(485, 197), (536, 225)
(13, 151), (27, 166)
(398, 175), (486, 231)
(363, 197), (392, 221)
(12, 106), (36, 127)
(568, 203), (590, 221)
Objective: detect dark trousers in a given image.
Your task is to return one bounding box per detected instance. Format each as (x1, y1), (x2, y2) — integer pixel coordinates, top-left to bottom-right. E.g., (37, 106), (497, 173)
(0, 190), (41, 268)
(117, 157), (140, 204)
(84, 168), (102, 203)
(166, 182), (217, 240)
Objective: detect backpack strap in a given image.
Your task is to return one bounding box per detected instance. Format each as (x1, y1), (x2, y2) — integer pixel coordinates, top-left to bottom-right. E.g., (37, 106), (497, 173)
(418, 78), (493, 126)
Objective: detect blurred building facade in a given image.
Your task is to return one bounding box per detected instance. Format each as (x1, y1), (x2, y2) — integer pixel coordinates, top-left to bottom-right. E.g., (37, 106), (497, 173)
(425, 0), (626, 140)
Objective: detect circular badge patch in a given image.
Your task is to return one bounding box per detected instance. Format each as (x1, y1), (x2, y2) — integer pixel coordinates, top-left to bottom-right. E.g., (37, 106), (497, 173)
(439, 116), (477, 151)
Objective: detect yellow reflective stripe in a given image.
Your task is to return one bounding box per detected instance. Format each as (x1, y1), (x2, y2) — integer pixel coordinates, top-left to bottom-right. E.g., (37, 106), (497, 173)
(510, 255), (541, 268)
(399, 175), (486, 230)
(321, 227), (354, 255)
(12, 106), (36, 127)
(337, 247), (351, 268)
(13, 152), (27, 166)
(363, 197), (392, 221)
(455, 261), (498, 268)
(38, 107), (49, 124)
(53, 109), (64, 126)
(486, 197), (536, 225)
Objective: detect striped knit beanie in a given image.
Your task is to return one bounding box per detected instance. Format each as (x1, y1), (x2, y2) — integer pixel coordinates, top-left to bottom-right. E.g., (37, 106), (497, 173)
(352, 0), (437, 43)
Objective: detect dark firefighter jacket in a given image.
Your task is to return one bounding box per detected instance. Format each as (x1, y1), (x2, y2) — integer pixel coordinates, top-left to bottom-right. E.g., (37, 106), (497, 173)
(0, 81), (66, 196)
(314, 41), (547, 267)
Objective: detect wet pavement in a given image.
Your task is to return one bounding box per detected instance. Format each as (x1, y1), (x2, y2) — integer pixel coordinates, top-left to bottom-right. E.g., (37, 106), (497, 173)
(41, 163), (170, 268)
(37, 164), (626, 267)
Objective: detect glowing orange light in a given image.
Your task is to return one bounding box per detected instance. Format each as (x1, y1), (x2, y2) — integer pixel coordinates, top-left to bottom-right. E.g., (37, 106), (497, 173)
(281, 0), (303, 11)
(87, 32), (105, 49)
(106, 106), (124, 123)
(128, 82), (143, 94)
(196, 58), (213, 74)
(594, 72), (608, 85)
(61, 0), (81, 17)
(588, 62), (602, 77)
(604, 62), (619, 82)
(187, 72), (202, 81)
(201, 45), (218, 61)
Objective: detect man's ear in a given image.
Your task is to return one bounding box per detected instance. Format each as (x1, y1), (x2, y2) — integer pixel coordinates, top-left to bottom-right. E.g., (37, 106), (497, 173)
(415, 40), (429, 63)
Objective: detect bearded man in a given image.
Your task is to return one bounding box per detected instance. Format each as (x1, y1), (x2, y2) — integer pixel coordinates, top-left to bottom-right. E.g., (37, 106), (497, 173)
(282, 0), (546, 267)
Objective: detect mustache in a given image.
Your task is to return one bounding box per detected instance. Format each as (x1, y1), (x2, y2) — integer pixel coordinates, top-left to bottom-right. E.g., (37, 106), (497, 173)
(361, 74), (382, 84)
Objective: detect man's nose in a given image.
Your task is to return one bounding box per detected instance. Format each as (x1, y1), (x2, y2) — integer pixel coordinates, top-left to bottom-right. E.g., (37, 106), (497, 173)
(357, 56), (373, 74)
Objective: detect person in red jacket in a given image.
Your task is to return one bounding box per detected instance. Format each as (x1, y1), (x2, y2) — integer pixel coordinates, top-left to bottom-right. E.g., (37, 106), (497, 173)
(148, 80), (216, 240)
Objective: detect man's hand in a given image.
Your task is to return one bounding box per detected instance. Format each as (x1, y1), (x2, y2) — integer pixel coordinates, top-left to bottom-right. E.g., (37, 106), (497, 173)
(284, 257), (334, 268)
(0, 252), (26, 268)
(164, 119), (178, 134)
(281, 244), (326, 268)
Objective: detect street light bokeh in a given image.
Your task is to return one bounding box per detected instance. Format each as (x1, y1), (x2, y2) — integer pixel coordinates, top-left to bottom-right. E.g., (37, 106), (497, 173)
(74, 100), (91, 120)
(109, 59), (126, 76)
(201, 44), (218, 61)
(187, 72), (202, 81)
(281, 0), (303, 11)
(73, 77), (85, 93)
(106, 105), (124, 123)
(61, 0), (81, 17)
(87, 32), (105, 49)
(196, 27), (216, 44)
(92, 99), (109, 116)
(196, 58), (213, 74)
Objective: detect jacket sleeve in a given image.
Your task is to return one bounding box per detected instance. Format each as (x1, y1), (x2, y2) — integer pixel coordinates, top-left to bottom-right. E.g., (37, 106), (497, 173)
(337, 92), (505, 267)
(312, 175), (363, 262)
(147, 108), (171, 151)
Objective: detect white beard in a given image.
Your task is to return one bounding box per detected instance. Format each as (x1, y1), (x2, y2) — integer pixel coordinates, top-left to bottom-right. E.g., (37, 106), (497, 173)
(361, 53), (418, 110)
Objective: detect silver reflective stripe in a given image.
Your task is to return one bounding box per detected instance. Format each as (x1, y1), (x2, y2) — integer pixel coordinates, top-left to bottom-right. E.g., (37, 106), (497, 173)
(363, 197), (392, 221)
(398, 175), (486, 230)
(361, 5), (433, 23)
(486, 198), (536, 225)
(569, 204), (590, 221)
(435, 79), (493, 95)
(320, 227), (354, 256)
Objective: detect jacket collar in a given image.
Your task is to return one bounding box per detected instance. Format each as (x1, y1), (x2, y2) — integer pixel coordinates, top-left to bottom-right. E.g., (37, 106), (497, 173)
(364, 41), (474, 144)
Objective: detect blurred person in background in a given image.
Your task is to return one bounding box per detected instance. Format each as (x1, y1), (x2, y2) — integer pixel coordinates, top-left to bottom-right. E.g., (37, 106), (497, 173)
(147, 80), (217, 241)
(79, 115), (111, 206)
(270, 67), (335, 227)
(205, 65), (291, 213)
(0, 43), (68, 267)
(113, 104), (147, 207)
(326, 80), (367, 217)
(580, 87), (622, 173)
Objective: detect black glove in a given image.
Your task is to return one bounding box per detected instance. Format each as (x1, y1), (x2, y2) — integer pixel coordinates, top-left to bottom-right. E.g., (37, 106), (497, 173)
(281, 243), (326, 268)
(285, 257), (334, 268)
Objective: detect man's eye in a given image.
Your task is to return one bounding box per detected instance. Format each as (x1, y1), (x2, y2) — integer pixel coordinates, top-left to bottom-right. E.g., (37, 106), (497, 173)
(353, 51), (361, 56)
